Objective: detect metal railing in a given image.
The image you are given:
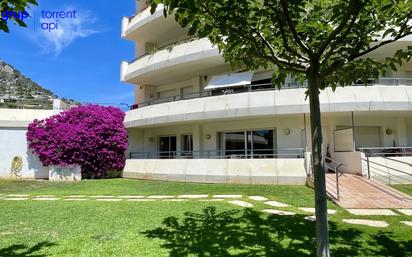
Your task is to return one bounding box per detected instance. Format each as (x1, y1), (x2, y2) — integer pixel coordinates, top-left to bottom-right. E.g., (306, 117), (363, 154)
(324, 157), (345, 201)
(130, 78), (412, 110)
(129, 148), (305, 159)
(359, 147), (412, 185)
(129, 36), (199, 64)
(358, 147), (412, 157)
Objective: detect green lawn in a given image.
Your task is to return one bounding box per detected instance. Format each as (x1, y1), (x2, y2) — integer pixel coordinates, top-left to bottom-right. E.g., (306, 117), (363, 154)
(0, 179), (411, 257)
(392, 184), (412, 197)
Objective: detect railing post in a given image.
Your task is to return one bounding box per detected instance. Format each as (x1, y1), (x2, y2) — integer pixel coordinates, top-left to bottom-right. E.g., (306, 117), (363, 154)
(366, 155), (370, 179)
(335, 167), (340, 201)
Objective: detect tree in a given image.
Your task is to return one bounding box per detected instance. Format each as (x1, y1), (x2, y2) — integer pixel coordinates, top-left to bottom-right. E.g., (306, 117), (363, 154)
(149, 1), (412, 256)
(0, 0), (37, 33)
(26, 105), (129, 179)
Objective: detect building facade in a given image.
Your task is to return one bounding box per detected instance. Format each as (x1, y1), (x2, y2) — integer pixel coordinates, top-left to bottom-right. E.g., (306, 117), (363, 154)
(120, 1), (412, 184)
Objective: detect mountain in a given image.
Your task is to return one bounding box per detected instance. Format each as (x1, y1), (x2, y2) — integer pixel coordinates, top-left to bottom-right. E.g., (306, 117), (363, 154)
(0, 60), (77, 109)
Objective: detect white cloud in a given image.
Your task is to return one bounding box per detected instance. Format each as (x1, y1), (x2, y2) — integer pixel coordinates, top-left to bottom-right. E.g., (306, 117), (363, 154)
(34, 7), (101, 55)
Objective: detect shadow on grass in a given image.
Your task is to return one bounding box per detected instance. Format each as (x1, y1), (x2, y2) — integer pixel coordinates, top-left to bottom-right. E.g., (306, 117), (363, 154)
(0, 241), (57, 257)
(143, 207), (412, 257)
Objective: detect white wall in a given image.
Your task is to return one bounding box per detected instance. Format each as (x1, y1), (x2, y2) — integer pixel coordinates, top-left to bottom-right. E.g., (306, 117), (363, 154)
(123, 158), (306, 185)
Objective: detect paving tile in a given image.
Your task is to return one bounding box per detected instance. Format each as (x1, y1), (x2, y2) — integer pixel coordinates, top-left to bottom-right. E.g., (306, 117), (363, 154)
(64, 198), (88, 201)
(401, 221), (412, 227)
(127, 199), (156, 202)
(3, 198), (28, 201)
(199, 199), (225, 202)
(96, 199), (122, 202)
(248, 196), (268, 201)
(346, 209), (398, 216)
(264, 201), (289, 208)
(228, 200), (254, 208)
(118, 195), (144, 199)
(397, 209), (412, 216)
(147, 195), (175, 199)
(213, 195), (242, 199)
(36, 195), (55, 198)
(7, 194), (29, 197)
(342, 219), (389, 228)
(90, 196), (115, 198)
(262, 209), (296, 216)
(298, 207), (337, 215)
(178, 194), (209, 199)
(65, 195), (87, 198)
(304, 216), (316, 221)
(33, 198), (60, 201)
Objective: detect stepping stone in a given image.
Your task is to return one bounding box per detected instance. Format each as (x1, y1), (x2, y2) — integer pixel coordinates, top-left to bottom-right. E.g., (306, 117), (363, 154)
(262, 209), (296, 216)
(342, 219), (389, 228)
(7, 194), (29, 197)
(213, 195), (242, 199)
(96, 198), (122, 202)
(118, 195), (144, 199)
(163, 199), (188, 202)
(127, 199), (156, 202)
(264, 201), (289, 207)
(91, 196), (114, 198)
(65, 198), (88, 201)
(199, 199), (225, 202)
(147, 195), (175, 199)
(304, 216), (316, 221)
(248, 196), (268, 201)
(401, 221), (412, 227)
(228, 200), (254, 208)
(66, 195), (87, 198)
(397, 209), (412, 216)
(36, 195), (55, 198)
(347, 209), (397, 216)
(298, 207), (337, 215)
(178, 194), (208, 199)
(33, 198), (60, 201)
(3, 198), (28, 201)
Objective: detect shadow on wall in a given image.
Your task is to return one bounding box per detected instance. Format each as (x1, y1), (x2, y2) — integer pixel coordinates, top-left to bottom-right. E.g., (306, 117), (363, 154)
(0, 241), (57, 257)
(143, 207), (412, 257)
(26, 147), (48, 179)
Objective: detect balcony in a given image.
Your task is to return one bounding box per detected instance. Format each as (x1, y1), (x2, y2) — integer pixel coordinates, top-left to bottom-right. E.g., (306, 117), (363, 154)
(122, 4), (188, 43)
(124, 79), (412, 128)
(121, 38), (228, 85)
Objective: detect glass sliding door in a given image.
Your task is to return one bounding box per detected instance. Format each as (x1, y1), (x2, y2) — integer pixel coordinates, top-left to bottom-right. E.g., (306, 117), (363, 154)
(159, 136), (176, 159)
(221, 129), (276, 158)
(182, 134), (193, 157)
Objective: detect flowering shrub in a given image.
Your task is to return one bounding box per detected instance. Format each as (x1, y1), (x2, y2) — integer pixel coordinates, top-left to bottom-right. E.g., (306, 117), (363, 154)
(27, 105), (128, 178)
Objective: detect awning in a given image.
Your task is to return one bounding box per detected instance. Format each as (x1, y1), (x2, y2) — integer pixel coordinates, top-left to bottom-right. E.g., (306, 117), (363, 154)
(204, 71), (254, 90)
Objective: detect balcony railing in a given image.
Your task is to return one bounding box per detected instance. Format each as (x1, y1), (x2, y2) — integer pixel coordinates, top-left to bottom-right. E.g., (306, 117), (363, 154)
(129, 148), (305, 159)
(130, 78), (412, 110)
(129, 36), (199, 63)
(358, 147), (412, 157)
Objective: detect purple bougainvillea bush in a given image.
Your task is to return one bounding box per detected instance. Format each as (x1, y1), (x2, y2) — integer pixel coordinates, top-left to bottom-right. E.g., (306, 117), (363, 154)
(27, 105), (128, 178)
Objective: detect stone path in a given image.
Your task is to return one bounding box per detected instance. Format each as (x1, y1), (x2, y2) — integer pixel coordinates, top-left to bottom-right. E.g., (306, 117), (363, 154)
(1, 194), (411, 229)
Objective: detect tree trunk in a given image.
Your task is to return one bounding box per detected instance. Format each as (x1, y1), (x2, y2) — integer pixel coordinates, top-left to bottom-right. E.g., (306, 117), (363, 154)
(308, 75), (330, 257)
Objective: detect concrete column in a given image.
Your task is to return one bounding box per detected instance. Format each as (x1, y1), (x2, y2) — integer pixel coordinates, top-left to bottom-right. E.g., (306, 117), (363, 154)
(193, 124), (201, 157)
(396, 117), (408, 146)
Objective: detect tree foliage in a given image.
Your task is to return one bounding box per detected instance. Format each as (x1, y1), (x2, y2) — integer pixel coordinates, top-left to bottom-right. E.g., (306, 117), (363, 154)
(27, 105), (128, 178)
(151, 0), (412, 89)
(0, 0), (37, 33)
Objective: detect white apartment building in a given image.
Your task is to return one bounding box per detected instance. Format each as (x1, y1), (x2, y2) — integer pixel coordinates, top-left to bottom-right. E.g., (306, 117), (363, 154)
(120, 1), (412, 185)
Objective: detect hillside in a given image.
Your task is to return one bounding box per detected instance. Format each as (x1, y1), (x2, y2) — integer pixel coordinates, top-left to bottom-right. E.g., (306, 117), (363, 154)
(0, 60), (76, 109)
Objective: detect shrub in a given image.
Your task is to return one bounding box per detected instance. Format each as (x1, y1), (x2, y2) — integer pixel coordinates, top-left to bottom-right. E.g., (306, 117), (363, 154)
(27, 105), (128, 178)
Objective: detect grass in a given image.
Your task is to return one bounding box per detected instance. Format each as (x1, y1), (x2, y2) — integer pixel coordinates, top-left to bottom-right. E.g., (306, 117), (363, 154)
(0, 179), (411, 257)
(392, 184), (412, 197)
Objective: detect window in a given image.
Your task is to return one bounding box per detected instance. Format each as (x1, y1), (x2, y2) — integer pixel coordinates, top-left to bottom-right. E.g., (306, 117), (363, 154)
(159, 136), (176, 159)
(182, 134), (193, 157)
(219, 129), (276, 158)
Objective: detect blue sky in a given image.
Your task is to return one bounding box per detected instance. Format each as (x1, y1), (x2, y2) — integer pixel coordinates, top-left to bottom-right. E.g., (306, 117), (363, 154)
(0, 0), (136, 105)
